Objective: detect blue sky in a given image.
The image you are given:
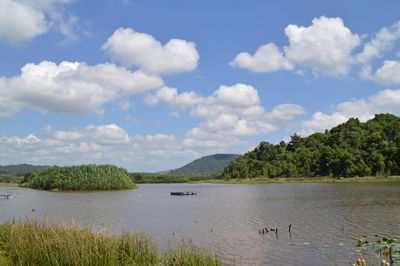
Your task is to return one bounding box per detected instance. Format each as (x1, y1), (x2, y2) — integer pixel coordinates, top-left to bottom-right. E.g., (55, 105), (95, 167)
(0, 0), (400, 171)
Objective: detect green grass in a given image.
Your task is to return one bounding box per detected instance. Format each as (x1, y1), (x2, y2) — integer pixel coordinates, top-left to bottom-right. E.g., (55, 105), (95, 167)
(0, 218), (220, 266)
(200, 176), (400, 184)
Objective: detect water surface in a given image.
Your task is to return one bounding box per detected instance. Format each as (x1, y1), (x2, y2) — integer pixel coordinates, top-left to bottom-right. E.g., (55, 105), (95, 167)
(1, 183), (399, 265)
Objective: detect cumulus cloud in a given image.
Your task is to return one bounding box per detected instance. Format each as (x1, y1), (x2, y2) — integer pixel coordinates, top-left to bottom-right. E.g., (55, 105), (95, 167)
(284, 16), (361, 76)
(145, 86), (203, 107)
(299, 89), (400, 135)
(360, 60), (400, 85)
(265, 104), (306, 120)
(102, 28), (199, 75)
(0, 0), (47, 45)
(0, 61), (163, 116)
(213, 83), (260, 108)
(146, 83), (305, 150)
(230, 43), (293, 72)
(231, 16), (361, 76)
(357, 21), (400, 63)
(374, 60), (400, 84)
(0, 0), (83, 45)
(53, 124), (130, 145)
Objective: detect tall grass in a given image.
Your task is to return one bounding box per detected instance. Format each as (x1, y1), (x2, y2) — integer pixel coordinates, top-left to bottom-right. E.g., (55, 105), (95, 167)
(21, 164), (136, 191)
(0, 219), (220, 266)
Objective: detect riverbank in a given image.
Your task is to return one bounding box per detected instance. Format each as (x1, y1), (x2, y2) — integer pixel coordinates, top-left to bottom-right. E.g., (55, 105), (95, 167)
(0, 219), (220, 266)
(196, 176), (400, 184)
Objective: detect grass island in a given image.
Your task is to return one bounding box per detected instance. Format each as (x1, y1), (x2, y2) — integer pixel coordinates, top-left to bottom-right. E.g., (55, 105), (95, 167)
(21, 164), (136, 191)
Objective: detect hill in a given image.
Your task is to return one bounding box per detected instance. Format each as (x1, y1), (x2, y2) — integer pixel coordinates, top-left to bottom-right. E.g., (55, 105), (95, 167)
(0, 164), (48, 176)
(221, 114), (400, 179)
(169, 154), (239, 176)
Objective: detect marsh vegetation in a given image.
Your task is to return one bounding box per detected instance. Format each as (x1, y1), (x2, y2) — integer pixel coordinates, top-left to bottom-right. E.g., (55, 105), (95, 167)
(21, 165), (136, 191)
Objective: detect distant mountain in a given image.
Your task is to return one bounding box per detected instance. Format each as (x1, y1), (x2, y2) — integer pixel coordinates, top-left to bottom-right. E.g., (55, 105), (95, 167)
(169, 154), (239, 176)
(0, 164), (48, 176)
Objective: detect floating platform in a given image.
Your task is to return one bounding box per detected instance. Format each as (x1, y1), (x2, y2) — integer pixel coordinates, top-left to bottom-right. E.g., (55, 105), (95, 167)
(170, 191), (197, 196)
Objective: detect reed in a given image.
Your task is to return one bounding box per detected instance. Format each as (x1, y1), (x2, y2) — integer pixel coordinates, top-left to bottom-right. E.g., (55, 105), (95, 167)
(0, 218), (220, 266)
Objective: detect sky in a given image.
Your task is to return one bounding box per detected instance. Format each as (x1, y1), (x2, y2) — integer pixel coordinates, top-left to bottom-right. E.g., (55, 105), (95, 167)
(0, 0), (400, 171)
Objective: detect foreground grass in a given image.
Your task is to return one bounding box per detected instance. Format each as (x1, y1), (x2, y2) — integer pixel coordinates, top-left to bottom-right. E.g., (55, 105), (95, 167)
(0, 219), (220, 266)
(199, 176), (400, 184)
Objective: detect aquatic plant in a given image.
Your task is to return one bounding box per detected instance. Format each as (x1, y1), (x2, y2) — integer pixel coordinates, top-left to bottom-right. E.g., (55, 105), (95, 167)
(356, 235), (400, 266)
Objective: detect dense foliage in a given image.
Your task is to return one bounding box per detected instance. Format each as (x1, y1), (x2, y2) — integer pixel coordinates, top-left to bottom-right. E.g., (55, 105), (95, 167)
(21, 164), (136, 191)
(221, 114), (400, 179)
(129, 172), (213, 183)
(0, 164), (48, 176)
(169, 154), (239, 176)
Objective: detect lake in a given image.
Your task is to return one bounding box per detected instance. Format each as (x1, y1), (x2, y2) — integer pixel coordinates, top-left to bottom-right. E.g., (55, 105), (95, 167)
(1, 183), (399, 265)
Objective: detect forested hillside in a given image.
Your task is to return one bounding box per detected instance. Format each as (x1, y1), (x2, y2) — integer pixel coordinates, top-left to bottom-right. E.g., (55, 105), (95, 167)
(169, 154), (239, 176)
(221, 114), (400, 179)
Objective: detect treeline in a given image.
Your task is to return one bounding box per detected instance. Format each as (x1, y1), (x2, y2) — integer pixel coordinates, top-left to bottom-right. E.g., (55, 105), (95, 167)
(221, 114), (400, 179)
(22, 164), (136, 191)
(129, 172), (213, 183)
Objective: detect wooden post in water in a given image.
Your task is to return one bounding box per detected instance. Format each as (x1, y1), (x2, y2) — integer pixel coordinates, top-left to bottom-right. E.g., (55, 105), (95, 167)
(389, 246), (393, 266)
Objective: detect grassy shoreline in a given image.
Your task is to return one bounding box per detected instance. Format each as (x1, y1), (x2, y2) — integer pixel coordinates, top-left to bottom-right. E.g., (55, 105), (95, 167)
(193, 176), (400, 184)
(0, 219), (220, 266)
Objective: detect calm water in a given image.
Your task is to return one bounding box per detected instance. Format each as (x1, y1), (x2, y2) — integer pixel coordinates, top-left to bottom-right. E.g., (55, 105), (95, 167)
(1, 183), (399, 265)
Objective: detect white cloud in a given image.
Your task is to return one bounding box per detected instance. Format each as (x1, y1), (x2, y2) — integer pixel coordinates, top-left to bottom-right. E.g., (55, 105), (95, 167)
(86, 124), (130, 145)
(0, 0), (83, 45)
(145, 86), (203, 107)
(230, 43), (293, 72)
(0, 0), (47, 45)
(357, 21), (400, 63)
(231, 16), (361, 76)
(374, 60), (400, 84)
(284, 16), (361, 76)
(145, 83), (305, 149)
(102, 28), (199, 75)
(266, 104), (306, 120)
(213, 83), (260, 108)
(0, 61), (163, 116)
(300, 89), (400, 135)
(53, 124), (130, 145)
(360, 60), (400, 85)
